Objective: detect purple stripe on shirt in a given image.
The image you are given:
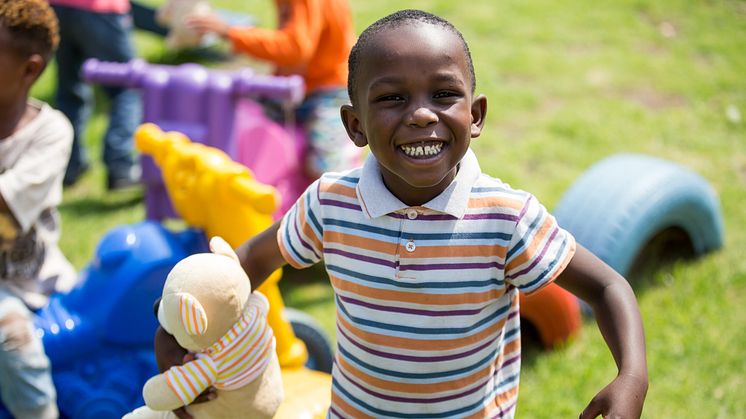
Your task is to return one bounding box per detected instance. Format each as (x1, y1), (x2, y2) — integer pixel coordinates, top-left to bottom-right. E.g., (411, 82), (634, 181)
(499, 354), (521, 370)
(319, 198), (362, 211)
(506, 226), (560, 279)
(464, 213), (520, 221)
(388, 213), (456, 220)
(325, 247), (398, 268)
(491, 399), (517, 418)
(292, 213), (321, 259)
(338, 294), (484, 316)
(515, 195), (532, 224)
(400, 261), (505, 271)
(388, 213), (519, 221)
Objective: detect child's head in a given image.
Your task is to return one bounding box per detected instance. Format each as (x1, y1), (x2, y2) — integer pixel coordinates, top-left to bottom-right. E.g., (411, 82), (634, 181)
(347, 10), (476, 106)
(341, 9), (487, 206)
(0, 0), (59, 99)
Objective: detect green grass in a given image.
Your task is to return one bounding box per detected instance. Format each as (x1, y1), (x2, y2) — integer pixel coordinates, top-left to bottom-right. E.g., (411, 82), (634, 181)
(31, 0), (746, 416)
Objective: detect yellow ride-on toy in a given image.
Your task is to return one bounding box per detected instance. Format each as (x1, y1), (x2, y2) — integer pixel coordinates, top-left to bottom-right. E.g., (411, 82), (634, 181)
(135, 123), (331, 418)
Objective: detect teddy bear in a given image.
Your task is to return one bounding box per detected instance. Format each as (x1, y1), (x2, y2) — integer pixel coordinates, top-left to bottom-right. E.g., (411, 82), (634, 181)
(156, 0), (214, 49)
(124, 236), (283, 419)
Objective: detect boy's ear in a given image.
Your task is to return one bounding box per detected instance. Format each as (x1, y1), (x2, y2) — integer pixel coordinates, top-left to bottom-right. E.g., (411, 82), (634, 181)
(470, 94), (488, 138)
(23, 54), (45, 85)
(340, 104), (368, 148)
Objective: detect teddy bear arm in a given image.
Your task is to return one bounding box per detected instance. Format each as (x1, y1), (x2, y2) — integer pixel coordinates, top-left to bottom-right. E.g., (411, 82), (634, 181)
(143, 373), (185, 411)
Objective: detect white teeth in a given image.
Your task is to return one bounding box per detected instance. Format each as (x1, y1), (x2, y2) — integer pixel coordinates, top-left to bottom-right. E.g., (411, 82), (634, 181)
(401, 142), (443, 157)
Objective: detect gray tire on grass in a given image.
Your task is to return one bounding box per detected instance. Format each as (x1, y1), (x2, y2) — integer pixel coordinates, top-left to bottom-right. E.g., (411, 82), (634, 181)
(284, 308), (334, 373)
(553, 154), (724, 277)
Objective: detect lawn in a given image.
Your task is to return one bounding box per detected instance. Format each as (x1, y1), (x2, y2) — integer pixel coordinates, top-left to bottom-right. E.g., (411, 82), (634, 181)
(31, 0), (746, 417)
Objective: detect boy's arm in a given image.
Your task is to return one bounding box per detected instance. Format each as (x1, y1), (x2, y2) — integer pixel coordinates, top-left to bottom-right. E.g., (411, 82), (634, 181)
(235, 221), (286, 290)
(554, 244), (648, 419)
(0, 194), (12, 216)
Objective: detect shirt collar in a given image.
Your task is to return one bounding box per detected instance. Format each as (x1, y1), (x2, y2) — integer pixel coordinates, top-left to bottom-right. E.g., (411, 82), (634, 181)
(356, 148), (481, 219)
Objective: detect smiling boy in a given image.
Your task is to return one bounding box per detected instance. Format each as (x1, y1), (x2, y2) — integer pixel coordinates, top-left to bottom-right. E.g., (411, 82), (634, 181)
(158, 9), (648, 418)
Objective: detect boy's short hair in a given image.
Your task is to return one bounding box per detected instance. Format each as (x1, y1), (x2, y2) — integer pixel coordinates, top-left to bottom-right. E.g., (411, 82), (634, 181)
(0, 0), (59, 61)
(347, 9), (476, 105)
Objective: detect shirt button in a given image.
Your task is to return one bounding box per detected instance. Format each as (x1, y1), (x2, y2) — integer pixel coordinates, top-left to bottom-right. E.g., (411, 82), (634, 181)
(406, 209), (418, 220)
(405, 240), (416, 252)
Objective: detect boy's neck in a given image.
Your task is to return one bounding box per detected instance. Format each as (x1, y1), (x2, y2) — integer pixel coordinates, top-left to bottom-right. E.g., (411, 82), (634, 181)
(381, 164), (460, 207)
(0, 98), (33, 140)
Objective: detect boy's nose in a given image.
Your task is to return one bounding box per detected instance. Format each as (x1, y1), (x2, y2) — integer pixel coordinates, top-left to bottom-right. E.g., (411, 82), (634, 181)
(407, 107), (438, 127)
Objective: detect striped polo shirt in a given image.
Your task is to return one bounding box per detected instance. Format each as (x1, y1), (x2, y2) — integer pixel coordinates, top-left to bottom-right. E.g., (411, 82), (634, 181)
(278, 149), (576, 418)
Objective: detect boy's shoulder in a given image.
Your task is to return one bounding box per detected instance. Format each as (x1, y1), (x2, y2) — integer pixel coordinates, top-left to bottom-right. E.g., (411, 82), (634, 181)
(316, 166), (363, 193)
(24, 99), (73, 140)
(470, 172), (536, 209)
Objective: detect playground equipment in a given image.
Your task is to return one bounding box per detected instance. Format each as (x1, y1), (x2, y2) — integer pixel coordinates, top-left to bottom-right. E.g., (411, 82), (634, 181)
(82, 58), (310, 220)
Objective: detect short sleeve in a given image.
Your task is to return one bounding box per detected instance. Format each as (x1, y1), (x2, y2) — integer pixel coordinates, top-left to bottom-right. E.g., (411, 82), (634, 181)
(0, 107), (72, 232)
(504, 194), (576, 293)
(164, 356), (217, 405)
(276, 178), (324, 268)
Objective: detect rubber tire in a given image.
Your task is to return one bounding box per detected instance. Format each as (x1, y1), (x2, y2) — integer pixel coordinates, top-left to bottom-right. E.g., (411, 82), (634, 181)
(284, 308), (334, 373)
(553, 153), (724, 277)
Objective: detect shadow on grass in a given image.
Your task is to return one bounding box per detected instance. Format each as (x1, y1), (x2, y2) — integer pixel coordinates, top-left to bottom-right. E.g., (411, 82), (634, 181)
(279, 264), (335, 311)
(59, 190), (143, 217)
(522, 228), (702, 367)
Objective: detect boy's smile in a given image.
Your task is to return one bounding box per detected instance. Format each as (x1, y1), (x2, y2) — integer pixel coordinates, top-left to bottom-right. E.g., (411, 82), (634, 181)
(341, 22), (486, 206)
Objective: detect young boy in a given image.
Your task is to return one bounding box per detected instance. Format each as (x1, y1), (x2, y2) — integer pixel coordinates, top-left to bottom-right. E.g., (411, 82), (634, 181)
(162, 9), (648, 418)
(0, 1), (77, 417)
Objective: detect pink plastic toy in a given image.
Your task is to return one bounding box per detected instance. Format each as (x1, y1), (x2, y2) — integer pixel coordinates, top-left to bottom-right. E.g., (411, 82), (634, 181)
(83, 59), (310, 219)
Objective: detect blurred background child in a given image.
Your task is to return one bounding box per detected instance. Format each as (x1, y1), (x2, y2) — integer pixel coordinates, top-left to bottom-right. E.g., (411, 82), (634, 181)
(0, 1), (78, 417)
(187, 0), (361, 179)
(48, 0), (142, 190)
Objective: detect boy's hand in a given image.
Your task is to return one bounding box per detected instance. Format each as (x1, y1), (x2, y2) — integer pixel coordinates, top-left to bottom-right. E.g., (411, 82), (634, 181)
(580, 374), (648, 419)
(154, 327), (217, 419)
(187, 14), (230, 38)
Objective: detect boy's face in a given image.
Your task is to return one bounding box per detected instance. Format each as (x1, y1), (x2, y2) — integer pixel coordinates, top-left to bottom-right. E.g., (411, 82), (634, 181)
(342, 23), (486, 206)
(0, 28), (44, 107)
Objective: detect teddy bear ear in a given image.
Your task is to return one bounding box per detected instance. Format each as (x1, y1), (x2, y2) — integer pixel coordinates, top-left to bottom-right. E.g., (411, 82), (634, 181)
(209, 236), (239, 263)
(178, 292), (209, 336)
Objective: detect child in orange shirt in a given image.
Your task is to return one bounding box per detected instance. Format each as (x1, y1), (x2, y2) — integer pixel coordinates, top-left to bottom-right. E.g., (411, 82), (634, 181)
(188, 0), (361, 179)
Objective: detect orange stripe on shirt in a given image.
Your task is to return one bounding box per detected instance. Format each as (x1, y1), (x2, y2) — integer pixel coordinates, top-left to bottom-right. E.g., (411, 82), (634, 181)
(399, 242), (507, 259)
(325, 231), (398, 254)
(506, 215), (556, 271)
(331, 390), (376, 419)
(320, 181), (358, 199)
(467, 196), (524, 210)
(463, 385), (519, 419)
(337, 355), (494, 395)
(336, 310), (507, 352)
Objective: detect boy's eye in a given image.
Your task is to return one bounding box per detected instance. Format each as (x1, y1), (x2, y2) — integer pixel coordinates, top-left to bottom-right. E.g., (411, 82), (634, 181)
(375, 94), (404, 102)
(434, 90), (460, 99)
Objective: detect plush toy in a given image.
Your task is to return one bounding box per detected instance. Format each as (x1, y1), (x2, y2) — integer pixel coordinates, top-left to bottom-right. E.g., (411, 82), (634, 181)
(124, 237), (283, 419)
(156, 0), (213, 49)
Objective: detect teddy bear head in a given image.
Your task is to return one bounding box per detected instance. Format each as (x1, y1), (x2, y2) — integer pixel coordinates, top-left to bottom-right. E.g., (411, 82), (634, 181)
(157, 236), (251, 352)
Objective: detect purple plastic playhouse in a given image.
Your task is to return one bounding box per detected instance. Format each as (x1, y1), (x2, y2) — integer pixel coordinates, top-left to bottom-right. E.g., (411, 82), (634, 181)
(83, 59), (312, 219)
